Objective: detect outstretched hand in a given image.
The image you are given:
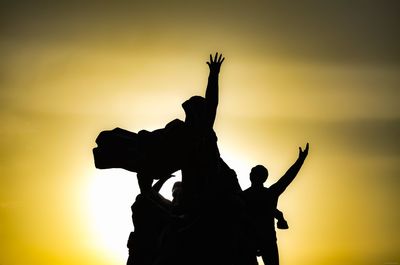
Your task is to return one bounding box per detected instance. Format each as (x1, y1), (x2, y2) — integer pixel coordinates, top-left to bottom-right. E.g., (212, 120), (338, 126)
(298, 143), (309, 160)
(207, 52), (225, 74)
(162, 174), (175, 180)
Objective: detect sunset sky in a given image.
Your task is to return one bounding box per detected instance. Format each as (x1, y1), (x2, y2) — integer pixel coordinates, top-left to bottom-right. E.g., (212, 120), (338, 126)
(1, 1), (399, 265)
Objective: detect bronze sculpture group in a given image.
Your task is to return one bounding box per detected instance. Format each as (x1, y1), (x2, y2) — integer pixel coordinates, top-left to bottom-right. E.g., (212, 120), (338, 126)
(93, 53), (309, 265)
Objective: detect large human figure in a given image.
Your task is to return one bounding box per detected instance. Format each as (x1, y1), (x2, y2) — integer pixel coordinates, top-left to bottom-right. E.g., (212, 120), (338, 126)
(95, 53), (308, 265)
(179, 53), (225, 213)
(127, 173), (176, 265)
(94, 53), (229, 265)
(242, 143), (309, 265)
(171, 53), (227, 265)
(92, 53), (225, 188)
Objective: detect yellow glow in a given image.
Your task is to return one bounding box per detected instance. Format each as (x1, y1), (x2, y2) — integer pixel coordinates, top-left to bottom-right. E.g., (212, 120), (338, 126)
(87, 169), (136, 262)
(1, 2), (399, 265)
(86, 169), (183, 262)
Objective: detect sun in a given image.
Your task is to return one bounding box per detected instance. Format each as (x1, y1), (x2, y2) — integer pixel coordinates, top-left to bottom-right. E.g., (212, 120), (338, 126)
(86, 168), (181, 262)
(86, 169), (138, 262)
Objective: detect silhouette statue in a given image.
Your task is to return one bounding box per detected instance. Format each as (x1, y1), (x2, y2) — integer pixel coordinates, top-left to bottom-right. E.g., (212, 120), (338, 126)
(127, 174), (175, 265)
(242, 143), (309, 265)
(156, 53), (229, 265)
(92, 53), (310, 265)
(93, 121), (186, 178)
(92, 53), (224, 185)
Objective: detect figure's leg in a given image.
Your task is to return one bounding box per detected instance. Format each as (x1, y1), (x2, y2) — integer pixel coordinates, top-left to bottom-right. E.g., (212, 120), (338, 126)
(261, 241), (279, 265)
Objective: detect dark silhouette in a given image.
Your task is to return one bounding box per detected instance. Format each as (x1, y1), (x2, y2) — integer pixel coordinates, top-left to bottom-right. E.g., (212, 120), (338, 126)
(275, 209), (289, 230)
(156, 53), (229, 265)
(179, 53), (224, 214)
(242, 143), (309, 265)
(93, 121), (186, 178)
(127, 174), (174, 265)
(92, 53), (309, 265)
(92, 53), (224, 185)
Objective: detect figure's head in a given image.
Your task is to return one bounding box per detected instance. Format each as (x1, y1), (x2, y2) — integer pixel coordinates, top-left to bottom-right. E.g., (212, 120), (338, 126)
(182, 96), (207, 125)
(250, 165), (268, 185)
(172, 181), (182, 199)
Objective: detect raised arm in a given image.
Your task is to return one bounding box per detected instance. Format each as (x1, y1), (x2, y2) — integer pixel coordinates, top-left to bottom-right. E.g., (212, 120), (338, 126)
(136, 173), (174, 212)
(205, 52), (225, 128)
(271, 143), (309, 196)
(152, 174), (174, 193)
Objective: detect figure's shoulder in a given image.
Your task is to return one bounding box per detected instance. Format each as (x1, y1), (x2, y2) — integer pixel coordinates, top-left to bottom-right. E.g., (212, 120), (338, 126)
(241, 187), (255, 197)
(165, 119), (185, 129)
(242, 187), (251, 193)
(268, 183), (278, 193)
(131, 194), (143, 208)
(266, 184), (281, 198)
(244, 186), (270, 196)
(261, 186), (272, 194)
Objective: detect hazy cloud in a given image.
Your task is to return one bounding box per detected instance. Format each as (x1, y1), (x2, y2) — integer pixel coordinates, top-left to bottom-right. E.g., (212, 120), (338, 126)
(2, 1), (399, 65)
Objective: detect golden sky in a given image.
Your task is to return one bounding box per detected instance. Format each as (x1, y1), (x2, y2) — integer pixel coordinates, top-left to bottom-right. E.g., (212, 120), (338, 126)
(1, 1), (399, 265)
